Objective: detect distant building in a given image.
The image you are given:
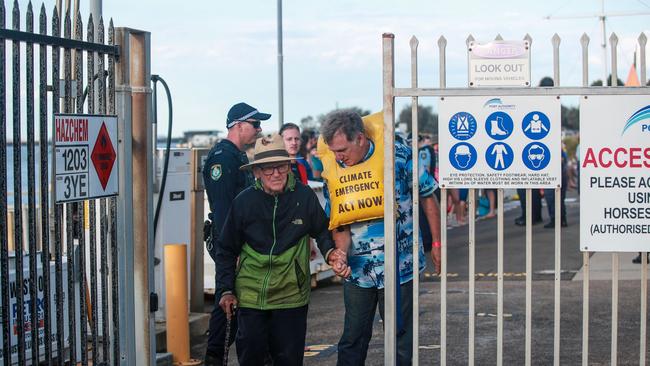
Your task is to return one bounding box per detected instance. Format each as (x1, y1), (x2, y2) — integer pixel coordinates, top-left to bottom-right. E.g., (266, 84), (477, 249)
(183, 130), (221, 147)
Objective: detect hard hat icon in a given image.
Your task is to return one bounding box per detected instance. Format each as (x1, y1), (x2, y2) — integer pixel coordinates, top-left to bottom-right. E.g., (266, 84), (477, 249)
(455, 144), (471, 156)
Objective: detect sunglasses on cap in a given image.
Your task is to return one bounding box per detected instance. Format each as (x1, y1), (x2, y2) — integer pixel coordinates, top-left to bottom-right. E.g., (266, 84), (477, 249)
(239, 119), (261, 129)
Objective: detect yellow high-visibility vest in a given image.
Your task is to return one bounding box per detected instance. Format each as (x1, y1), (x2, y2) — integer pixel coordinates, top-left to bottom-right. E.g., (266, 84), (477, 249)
(317, 112), (384, 230)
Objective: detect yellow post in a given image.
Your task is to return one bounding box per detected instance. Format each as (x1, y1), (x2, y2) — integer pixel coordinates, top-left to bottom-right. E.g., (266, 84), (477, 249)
(164, 243), (193, 364)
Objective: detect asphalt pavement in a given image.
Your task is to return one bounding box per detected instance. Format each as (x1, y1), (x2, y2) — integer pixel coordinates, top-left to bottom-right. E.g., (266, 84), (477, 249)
(192, 189), (650, 365)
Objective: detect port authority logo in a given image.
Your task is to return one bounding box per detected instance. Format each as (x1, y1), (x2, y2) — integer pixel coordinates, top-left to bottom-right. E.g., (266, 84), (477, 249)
(621, 105), (650, 136)
(483, 97), (515, 110)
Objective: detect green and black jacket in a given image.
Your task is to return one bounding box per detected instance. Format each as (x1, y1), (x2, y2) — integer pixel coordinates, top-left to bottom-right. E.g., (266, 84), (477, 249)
(215, 175), (335, 310)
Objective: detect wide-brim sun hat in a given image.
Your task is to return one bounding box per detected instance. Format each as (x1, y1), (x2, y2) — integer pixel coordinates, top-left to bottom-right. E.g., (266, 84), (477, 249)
(240, 134), (297, 170)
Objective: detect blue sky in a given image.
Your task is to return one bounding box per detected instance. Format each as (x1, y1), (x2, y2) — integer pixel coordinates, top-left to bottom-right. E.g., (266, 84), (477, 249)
(12, 0), (650, 137)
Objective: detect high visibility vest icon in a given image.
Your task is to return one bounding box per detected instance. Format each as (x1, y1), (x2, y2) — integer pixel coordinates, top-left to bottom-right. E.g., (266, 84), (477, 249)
(456, 115), (470, 137)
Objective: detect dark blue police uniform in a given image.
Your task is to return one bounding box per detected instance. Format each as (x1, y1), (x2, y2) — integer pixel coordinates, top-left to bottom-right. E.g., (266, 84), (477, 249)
(203, 139), (253, 260)
(202, 139), (252, 364)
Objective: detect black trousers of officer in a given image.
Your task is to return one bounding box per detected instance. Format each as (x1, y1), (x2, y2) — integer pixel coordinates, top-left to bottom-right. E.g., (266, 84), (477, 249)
(236, 305), (308, 366)
(206, 297), (237, 364)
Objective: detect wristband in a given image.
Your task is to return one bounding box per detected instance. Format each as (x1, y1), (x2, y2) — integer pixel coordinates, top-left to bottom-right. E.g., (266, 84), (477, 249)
(433, 241), (441, 248)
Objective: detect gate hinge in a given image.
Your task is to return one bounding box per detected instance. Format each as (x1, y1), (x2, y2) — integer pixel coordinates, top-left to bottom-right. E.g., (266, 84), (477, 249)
(150, 292), (159, 313)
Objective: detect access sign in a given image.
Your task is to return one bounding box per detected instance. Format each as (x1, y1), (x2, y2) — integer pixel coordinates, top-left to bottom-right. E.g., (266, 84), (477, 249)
(580, 95), (650, 252)
(439, 96), (561, 188)
(54, 114), (118, 203)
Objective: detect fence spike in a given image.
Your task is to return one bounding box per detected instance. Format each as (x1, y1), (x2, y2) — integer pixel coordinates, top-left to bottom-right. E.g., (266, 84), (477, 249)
(439, 36), (447, 88)
(1, 0), (4, 29)
(524, 33), (532, 45)
(495, 34), (503, 41)
(75, 11), (82, 41)
(580, 33), (590, 87)
(438, 35), (447, 48)
(52, 5), (59, 36)
(639, 32), (647, 48)
(88, 13), (94, 40)
(12, 0), (18, 30)
(26, 1), (32, 31)
(552, 34), (561, 86)
(410, 36), (418, 88)
(639, 33), (647, 85)
(410, 35), (418, 49)
(610, 33), (618, 85)
(466, 34), (474, 47)
(109, 18), (114, 44)
(98, 15), (104, 44)
(552, 33), (561, 46)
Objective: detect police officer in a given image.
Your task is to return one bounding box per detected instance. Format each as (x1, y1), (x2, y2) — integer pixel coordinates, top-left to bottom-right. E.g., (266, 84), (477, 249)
(203, 102), (270, 365)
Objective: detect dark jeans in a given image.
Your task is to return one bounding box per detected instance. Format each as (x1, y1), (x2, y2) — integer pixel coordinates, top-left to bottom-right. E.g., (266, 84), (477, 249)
(206, 297), (238, 363)
(516, 188), (543, 220)
(544, 186), (567, 221)
(337, 281), (414, 366)
(236, 305), (308, 366)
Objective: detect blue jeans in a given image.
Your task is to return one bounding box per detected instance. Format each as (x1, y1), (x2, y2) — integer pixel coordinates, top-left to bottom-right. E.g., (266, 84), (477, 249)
(337, 281), (413, 366)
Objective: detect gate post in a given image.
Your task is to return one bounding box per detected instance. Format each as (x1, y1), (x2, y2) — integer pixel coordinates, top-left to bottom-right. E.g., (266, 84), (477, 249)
(115, 27), (155, 366)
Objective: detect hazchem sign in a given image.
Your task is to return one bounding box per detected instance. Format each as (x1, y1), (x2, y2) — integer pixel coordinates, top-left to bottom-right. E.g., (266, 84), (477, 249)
(54, 114), (118, 203)
(439, 96), (561, 188)
(468, 40), (531, 87)
(580, 95), (650, 252)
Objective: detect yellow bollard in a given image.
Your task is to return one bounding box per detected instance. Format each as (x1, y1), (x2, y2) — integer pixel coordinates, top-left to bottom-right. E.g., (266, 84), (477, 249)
(164, 244), (201, 365)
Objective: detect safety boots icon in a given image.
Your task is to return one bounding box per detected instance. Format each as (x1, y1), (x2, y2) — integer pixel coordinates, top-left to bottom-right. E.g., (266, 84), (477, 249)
(489, 116), (507, 136)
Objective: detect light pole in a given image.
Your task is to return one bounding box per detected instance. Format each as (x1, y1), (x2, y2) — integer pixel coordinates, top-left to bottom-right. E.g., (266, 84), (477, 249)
(544, 0), (650, 86)
(277, 0), (284, 129)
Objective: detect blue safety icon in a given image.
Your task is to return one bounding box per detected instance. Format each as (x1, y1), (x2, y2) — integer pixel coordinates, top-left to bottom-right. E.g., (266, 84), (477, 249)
(449, 112), (477, 140)
(485, 142), (513, 171)
(485, 111), (513, 140)
(522, 142), (551, 170)
(522, 111), (550, 140)
(449, 142), (477, 171)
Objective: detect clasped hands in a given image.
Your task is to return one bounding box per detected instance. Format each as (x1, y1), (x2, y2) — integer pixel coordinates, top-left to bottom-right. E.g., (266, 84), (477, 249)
(327, 248), (351, 278)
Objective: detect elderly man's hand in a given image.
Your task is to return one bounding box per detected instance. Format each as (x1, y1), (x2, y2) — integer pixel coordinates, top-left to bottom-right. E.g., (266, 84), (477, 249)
(219, 293), (238, 320)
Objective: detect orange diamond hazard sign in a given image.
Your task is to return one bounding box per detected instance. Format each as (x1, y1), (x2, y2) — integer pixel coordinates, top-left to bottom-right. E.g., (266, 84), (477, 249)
(91, 122), (116, 190)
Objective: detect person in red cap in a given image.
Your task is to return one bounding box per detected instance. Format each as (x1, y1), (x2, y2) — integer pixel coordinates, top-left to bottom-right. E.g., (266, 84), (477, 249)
(202, 102), (270, 365)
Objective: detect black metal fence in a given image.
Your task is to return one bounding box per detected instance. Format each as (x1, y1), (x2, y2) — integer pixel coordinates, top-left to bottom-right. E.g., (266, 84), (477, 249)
(0, 1), (120, 365)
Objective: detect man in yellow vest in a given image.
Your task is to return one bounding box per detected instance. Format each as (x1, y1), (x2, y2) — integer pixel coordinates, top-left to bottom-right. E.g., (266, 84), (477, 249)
(318, 110), (441, 365)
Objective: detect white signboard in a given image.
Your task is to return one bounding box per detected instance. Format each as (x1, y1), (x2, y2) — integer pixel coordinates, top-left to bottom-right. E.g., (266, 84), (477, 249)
(580, 95), (650, 252)
(468, 40), (531, 87)
(439, 96), (561, 188)
(0, 255), (71, 364)
(54, 114), (119, 203)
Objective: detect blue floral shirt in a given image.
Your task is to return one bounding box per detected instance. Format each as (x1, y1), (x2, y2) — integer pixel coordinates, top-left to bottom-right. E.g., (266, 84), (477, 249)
(324, 136), (437, 289)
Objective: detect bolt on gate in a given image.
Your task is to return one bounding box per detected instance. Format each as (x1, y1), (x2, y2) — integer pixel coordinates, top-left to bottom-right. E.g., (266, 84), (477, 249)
(0, 1), (127, 364)
(381, 31), (648, 365)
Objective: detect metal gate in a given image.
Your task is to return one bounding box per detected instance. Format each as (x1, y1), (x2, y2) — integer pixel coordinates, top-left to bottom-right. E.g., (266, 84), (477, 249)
(0, 1), (122, 364)
(381, 32), (649, 365)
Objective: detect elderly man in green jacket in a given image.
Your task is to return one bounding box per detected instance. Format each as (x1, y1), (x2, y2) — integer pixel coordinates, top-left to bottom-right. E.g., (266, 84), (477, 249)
(215, 134), (349, 366)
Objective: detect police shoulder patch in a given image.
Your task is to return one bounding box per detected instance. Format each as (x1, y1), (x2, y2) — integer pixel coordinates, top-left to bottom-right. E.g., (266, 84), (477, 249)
(210, 164), (222, 181)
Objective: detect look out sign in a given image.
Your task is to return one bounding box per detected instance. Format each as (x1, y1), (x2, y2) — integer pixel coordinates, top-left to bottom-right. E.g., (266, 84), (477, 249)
(54, 114), (119, 203)
(580, 95), (650, 252)
(468, 40), (530, 87)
